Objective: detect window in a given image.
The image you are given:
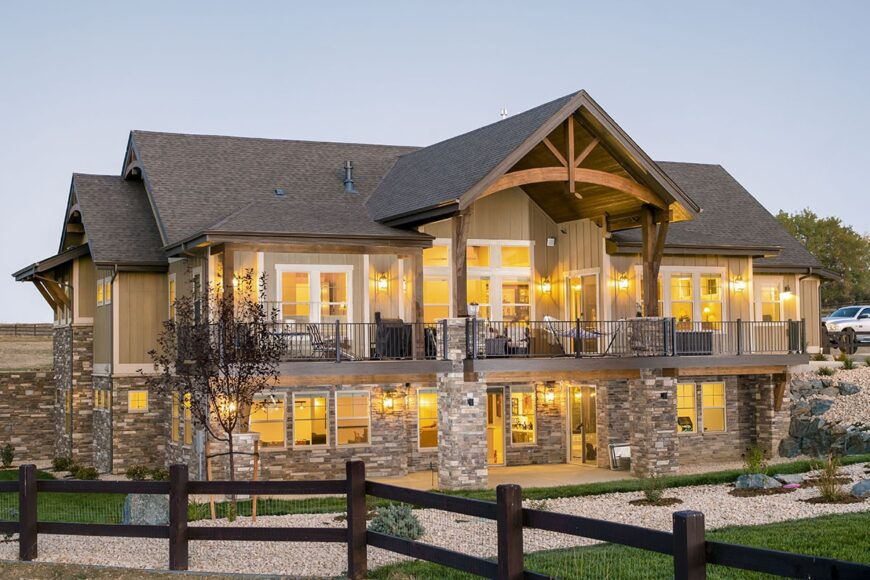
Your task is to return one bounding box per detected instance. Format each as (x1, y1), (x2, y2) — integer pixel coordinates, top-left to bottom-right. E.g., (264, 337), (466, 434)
(676, 384), (696, 433)
(183, 393), (193, 445)
(96, 279), (104, 306)
(510, 387), (536, 444)
(336, 392), (370, 446)
(467, 277), (491, 319)
(501, 246), (530, 268)
(702, 382), (726, 432)
(423, 277), (450, 323)
(759, 284), (782, 322)
(700, 275), (722, 329)
(293, 393), (328, 446)
(501, 280), (530, 321)
(417, 389), (438, 449)
(171, 393), (180, 442)
(276, 266), (352, 323)
(467, 245), (490, 267)
(128, 390), (148, 412)
(638, 268), (726, 323)
(423, 246), (449, 267)
(168, 274), (177, 321)
(249, 394), (286, 447)
(104, 277), (112, 304)
(670, 274), (693, 329)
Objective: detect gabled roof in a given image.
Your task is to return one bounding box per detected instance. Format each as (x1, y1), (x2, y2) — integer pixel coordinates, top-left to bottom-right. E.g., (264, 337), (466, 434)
(366, 90), (701, 226)
(128, 131), (429, 249)
(70, 174), (166, 268)
(611, 162), (838, 279)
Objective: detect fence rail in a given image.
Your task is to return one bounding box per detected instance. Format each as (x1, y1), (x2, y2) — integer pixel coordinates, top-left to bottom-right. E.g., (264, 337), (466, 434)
(0, 323), (53, 337)
(467, 318), (806, 359)
(4, 462), (866, 579)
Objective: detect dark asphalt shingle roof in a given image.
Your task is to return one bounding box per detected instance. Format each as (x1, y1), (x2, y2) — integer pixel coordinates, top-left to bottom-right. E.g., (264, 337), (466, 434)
(366, 92), (578, 221)
(72, 174), (166, 266)
(131, 131), (428, 246)
(611, 162), (824, 271)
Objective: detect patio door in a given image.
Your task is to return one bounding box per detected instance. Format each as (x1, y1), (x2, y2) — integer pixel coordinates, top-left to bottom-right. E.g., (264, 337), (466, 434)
(486, 388), (505, 465)
(568, 273), (599, 353)
(568, 385), (597, 464)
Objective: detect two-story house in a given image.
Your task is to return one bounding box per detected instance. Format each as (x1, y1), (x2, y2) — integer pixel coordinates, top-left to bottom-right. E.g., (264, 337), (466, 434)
(13, 90), (834, 488)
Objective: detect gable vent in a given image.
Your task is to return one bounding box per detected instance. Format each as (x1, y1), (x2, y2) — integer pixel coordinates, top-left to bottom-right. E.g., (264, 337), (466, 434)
(343, 161), (358, 193)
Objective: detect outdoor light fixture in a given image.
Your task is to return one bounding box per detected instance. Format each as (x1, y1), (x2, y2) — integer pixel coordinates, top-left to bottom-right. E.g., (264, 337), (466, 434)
(383, 393), (395, 410)
(545, 388), (556, 404)
(781, 285), (793, 299)
(732, 276), (747, 292)
(616, 274), (629, 291)
(468, 302), (481, 318)
(541, 277), (552, 294)
(376, 273), (389, 292)
(402, 276), (407, 292)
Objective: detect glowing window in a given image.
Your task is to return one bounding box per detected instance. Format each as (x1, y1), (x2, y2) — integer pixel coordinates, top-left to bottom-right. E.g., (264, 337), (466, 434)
(677, 384), (696, 433)
(702, 382), (726, 432)
(417, 390), (438, 449)
(467, 277), (491, 319)
(128, 390), (148, 412)
(281, 272), (311, 323)
(467, 245), (490, 267)
(103, 277), (112, 304)
(336, 392), (370, 446)
(250, 395), (286, 447)
(510, 387), (536, 445)
(423, 245), (449, 267)
(96, 280), (104, 306)
(293, 394), (328, 446)
(183, 393), (193, 445)
(171, 393), (180, 442)
(423, 277), (450, 323)
(501, 246), (530, 268)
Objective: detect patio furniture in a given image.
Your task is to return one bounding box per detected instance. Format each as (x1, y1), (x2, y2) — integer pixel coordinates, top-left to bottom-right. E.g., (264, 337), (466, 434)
(306, 324), (356, 360)
(675, 330), (713, 355)
(485, 337), (509, 356)
(543, 315), (605, 355)
(373, 313), (412, 359)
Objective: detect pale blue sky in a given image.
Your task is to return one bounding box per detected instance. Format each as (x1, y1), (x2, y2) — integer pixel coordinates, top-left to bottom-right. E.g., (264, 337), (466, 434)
(2, 1), (868, 322)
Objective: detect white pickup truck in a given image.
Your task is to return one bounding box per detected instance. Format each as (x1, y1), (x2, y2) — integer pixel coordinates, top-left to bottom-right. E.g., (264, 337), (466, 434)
(822, 306), (870, 354)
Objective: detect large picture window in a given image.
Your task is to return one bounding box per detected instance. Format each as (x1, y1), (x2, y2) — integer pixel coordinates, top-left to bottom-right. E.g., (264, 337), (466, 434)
(336, 392), (370, 446)
(676, 384), (697, 433)
(249, 394), (286, 447)
(510, 387), (536, 445)
(702, 382), (726, 432)
(417, 389), (438, 449)
(638, 267), (726, 326)
(276, 266), (352, 324)
(293, 393), (328, 446)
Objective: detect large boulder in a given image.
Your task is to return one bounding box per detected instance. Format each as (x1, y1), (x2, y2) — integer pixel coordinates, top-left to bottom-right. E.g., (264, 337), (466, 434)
(810, 399), (834, 415)
(778, 437), (802, 458)
(736, 474), (782, 490)
(844, 430), (870, 455)
(851, 480), (870, 499)
(773, 473), (804, 485)
(791, 400), (811, 416)
(838, 382), (861, 396)
(122, 493), (169, 525)
(790, 416), (815, 438)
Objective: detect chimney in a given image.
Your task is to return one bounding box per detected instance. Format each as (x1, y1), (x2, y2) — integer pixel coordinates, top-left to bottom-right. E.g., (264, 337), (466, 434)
(343, 160), (358, 193)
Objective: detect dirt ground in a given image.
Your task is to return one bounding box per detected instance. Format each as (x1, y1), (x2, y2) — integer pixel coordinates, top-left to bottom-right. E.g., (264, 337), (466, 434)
(0, 560), (315, 580)
(0, 336), (53, 370)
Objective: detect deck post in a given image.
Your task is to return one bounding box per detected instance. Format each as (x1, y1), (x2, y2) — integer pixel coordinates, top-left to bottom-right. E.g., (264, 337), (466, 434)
(169, 463), (189, 570)
(575, 319), (581, 358)
(19, 464), (37, 561)
(673, 510), (706, 580)
(736, 319), (743, 355)
(496, 484), (523, 580)
(346, 460), (367, 580)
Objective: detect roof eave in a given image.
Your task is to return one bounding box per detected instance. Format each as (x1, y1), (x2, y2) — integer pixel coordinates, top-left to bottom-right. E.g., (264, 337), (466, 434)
(612, 241), (781, 258)
(13, 244), (91, 281)
(753, 264), (842, 281)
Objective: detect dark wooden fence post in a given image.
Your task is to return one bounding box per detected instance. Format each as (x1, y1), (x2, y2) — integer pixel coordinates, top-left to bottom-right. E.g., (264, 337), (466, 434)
(346, 460), (367, 580)
(496, 484), (523, 580)
(19, 464), (37, 561)
(169, 464), (189, 571)
(673, 511), (706, 580)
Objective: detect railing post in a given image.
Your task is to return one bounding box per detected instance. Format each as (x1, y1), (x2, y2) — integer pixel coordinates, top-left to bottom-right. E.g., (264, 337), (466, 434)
(574, 318), (581, 358)
(169, 463), (189, 571)
(346, 460), (367, 580)
(801, 318), (807, 353)
(671, 317), (678, 356)
(335, 320), (342, 363)
(19, 464), (37, 561)
(441, 319), (448, 361)
(736, 319), (743, 356)
(673, 511), (706, 580)
(496, 484), (523, 580)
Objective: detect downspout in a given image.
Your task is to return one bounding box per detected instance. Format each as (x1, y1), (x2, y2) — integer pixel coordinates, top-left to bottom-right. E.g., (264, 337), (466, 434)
(108, 265), (118, 470)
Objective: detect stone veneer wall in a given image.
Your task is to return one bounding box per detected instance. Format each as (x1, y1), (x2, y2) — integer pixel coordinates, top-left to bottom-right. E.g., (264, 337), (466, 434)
(628, 369), (678, 476)
(92, 375), (113, 472)
(0, 370), (55, 461)
(110, 377), (168, 474)
(595, 379), (631, 469)
(52, 326), (72, 457)
(502, 383), (566, 466)
(52, 324), (94, 464)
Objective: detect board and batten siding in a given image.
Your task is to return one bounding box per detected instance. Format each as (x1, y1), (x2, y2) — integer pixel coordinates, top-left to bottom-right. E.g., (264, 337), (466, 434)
(93, 267), (113, 365)
(799, 276), (821, 349)
(76, 255), (97, 320)
(118, 272), (167, 364)
(420, 188), (531, 240)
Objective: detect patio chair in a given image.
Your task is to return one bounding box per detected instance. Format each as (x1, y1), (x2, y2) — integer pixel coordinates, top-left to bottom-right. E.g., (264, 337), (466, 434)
(306, 324), (356, 361)
(543, 315), (606, 355)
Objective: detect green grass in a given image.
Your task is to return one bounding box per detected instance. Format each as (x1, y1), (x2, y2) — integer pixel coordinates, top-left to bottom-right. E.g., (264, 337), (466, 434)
(369, 512), (870, 579)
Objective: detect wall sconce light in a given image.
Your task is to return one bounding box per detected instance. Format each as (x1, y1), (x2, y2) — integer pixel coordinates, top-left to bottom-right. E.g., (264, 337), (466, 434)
(541, 277), (552, 294)
(545, 388), (555, 404)
(383, 392), (395, 410)
(376, 273), (389, 292)
(231, 276), (238, 288)
(616, 274), (629, 291)
(781, 285), (793, 299)
(468, 302), (481, 318)
(402, 276), (407, 293)
(732, 276), (747, 293)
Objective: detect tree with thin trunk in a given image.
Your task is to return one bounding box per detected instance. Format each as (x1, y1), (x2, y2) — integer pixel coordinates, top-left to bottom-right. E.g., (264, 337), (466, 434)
(145, 269), (284, 519)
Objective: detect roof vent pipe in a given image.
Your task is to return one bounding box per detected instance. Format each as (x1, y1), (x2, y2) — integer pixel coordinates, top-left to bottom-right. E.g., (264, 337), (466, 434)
(343, 161), (358, 193)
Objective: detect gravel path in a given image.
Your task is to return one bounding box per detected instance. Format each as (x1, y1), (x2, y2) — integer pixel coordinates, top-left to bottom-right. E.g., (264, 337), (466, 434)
(1, 463), (867, 577)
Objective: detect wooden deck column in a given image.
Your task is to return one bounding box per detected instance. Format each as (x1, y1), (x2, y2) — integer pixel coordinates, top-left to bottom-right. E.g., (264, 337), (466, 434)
(641, 205), (669, 316)
(452, 208), (472, 317)
(410, 250), (426, 358)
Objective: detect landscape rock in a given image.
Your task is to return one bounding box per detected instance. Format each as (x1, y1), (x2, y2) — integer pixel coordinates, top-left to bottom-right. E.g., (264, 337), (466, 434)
(821, 387), (840, 397)
(773, 473), (805, 485)
(851, 480), (870, 499)
(810, 399), (833, 415)
(837, 382), (861, 396)
(735, 474), (782, 490)
(778, 437), (802, 458)
(122, 494), (169, 525)
(791, 400), (810, 416)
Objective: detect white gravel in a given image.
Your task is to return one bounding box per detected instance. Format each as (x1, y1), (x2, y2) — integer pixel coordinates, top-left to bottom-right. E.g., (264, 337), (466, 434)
(1, 463), (867, 577)
(814, 366), (870, 425)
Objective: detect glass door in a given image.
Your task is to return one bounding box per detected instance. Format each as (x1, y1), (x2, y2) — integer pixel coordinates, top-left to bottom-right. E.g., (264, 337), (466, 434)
(568, 274), (599, 353)
(486, 389), (505, 465)
(568, 385), (598, 464)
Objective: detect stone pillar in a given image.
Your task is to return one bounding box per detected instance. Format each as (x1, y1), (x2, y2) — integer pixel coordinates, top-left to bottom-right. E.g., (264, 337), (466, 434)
(628, 369), (678, 477)
(52, 323), (95, 463)
(750, 375), (789, 458)
(437, 318), (488, 490)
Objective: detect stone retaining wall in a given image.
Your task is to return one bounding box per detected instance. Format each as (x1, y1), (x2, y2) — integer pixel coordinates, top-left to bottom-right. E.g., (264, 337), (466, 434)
(0, 370), (55, 461)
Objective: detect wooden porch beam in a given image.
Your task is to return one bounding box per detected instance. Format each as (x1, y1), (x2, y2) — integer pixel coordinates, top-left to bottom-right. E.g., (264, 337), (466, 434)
(641, 205), (670, 316)
(541, 138), (568, 167)
(566, 118), (576, 195)
(32, 280), (58, 310)
(479, 166), (666, 209)
(573, 138), (599, 168)
(452, 207), (472, 317)
(39, 277), (70, 309)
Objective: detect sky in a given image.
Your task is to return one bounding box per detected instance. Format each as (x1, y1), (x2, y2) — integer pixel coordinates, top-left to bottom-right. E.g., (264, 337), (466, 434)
(1, 1), (868, 322)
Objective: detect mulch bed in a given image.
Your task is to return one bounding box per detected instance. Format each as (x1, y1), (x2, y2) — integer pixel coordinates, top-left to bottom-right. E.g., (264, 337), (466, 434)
(628, 498), (683, 506)
(802, 477), (853, 487)
(728, 488), (797, 498)
(803, 495), (865, 505)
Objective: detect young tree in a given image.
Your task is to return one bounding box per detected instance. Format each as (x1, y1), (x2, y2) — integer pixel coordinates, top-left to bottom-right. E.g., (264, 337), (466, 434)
(145, 269), (285, 494)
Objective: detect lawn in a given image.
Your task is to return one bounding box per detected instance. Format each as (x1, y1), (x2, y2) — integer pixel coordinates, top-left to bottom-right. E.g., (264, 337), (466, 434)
(369, 511), (870, 579)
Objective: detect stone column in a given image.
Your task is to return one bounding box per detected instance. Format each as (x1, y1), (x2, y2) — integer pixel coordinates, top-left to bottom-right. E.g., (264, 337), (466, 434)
(437, 318), (488, 490)
(628, 369), (678, 477)
(750, 375), (789, 458)
(52, 323), (95, 463)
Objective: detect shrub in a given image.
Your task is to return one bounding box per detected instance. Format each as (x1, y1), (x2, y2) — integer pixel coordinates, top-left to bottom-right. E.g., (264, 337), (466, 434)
(75, 466), (99, 480)
(817, 366), (835, 376)
(149, 467), (169, 481)
(125, 465), (151, 481)
(811, 352), (828, 362)
(641, 474), (665, 504)
(51, 456), (72, 472)
(813, 455), (845, 502)
(841, 356), (855, 370)
(0, 444), (13, 468)
(368, 504), (424, 540)
(743, 446), (768, 475)
(66, 463), (81, 477)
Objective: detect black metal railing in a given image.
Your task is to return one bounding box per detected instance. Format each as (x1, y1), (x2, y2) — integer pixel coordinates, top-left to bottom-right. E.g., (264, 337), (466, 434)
(466, 318), (806, 359)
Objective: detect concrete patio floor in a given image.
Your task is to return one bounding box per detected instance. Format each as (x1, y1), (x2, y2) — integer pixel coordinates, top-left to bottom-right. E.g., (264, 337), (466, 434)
(370, 463), (634, 491)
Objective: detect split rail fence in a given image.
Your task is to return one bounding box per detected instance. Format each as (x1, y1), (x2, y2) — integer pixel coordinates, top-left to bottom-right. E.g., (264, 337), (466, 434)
(2, 462), (868, 579)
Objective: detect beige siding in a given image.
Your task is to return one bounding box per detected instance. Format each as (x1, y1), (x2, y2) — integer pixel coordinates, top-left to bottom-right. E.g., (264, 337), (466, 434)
(800, 277), (821, 349)
(369, 254), (402, 320)
(557, 219), (603, 273)
(93, 268), (113, 365)
(118, 272), (167, 364)
(530, 200), (561, 318)
(420, 188), (531, 240)
(76, 256), (97, 320)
